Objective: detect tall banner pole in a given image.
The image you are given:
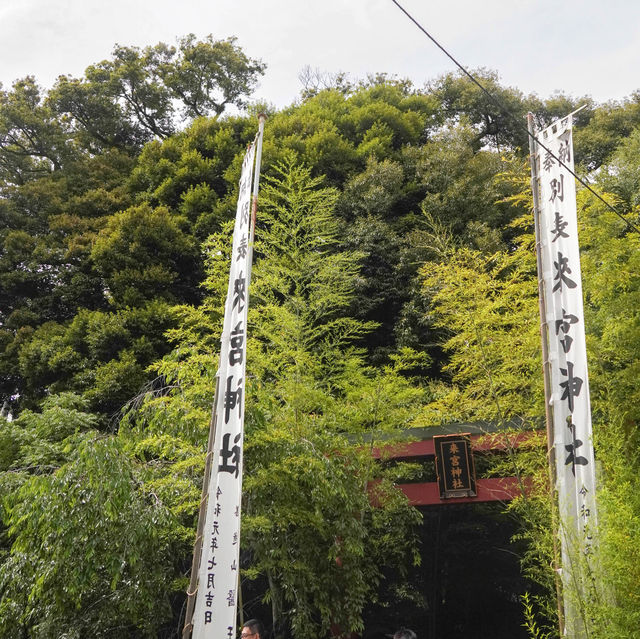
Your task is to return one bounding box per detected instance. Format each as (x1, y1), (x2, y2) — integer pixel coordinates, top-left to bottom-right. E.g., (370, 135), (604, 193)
(530, 113), (598, 637)
(183, 118), (266, 639)
(528, 113), (565, 635)
(248, 114), (266, 285)
(183, 376), (221, 639)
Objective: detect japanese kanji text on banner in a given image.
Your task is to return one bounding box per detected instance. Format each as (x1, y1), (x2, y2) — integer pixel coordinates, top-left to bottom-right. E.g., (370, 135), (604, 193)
(191, 139), (257, 639)
(534, 114), (597, 636)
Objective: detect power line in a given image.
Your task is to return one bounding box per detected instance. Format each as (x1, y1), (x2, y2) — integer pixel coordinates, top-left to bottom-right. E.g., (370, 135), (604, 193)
(390, 0), (640, 236)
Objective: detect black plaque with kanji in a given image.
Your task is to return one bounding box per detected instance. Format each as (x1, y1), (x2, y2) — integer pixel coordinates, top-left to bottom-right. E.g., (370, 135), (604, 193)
(434, 434), (477, 499)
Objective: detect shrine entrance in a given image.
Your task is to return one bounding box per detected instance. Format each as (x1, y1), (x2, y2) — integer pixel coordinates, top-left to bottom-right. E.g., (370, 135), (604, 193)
(362, 422), (540, 639)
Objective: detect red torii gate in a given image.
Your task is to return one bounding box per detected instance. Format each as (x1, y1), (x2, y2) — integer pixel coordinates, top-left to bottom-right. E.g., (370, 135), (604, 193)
(371, 422), (538, 506)
(332, 422), (539, 638)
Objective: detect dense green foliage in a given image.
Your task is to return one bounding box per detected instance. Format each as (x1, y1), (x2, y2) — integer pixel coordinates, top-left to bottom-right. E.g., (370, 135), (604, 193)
(1, 35), (640, 638)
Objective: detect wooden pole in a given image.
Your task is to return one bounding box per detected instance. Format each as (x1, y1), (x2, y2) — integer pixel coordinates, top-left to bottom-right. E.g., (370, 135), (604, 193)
(182, 375), (221, 639)
(248, 113), (266, 284)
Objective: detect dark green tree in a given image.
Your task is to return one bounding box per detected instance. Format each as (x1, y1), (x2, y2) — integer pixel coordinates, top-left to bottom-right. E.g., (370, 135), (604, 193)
(0, 76), (71, 183)
(50, 35), (266, 147)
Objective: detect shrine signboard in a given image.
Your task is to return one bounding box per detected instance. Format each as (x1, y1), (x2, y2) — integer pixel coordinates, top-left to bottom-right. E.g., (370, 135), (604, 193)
(434, 434), (477, 499)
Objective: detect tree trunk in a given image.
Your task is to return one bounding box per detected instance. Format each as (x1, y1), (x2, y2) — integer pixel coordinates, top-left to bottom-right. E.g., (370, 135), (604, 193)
(268, 571), (285, 639)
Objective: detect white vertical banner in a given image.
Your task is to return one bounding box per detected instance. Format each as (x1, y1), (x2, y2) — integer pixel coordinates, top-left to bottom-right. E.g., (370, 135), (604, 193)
(192, 141), (256, 639)
(536, 115), (597, 634)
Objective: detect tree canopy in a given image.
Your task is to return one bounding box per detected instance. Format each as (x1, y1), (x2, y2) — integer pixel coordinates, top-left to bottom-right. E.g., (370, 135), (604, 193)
(1, 36), (640, 639)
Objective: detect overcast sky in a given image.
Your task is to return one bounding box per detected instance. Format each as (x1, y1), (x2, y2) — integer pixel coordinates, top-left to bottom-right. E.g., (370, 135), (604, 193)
(1, 0), (639, 108)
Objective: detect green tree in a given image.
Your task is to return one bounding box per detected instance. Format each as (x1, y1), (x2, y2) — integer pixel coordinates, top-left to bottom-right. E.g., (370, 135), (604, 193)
(429, 69), (531, 151)
(0, 393), (196, 638)
(1, 439), (174, 637)
(14, 302), (175, 416)
(573, 93), (640, 171)
(241, 160), (423, 638)
(597, 126), (640, 208)
(50, 35), (265, 147)
(159, 35), (266, 119)
(91, 203), (202, 307)
(121, 160), (423, 638)
(417, 228), (542, 424)
(48, 74), (146, 153)
(414, 148), (640, 637)
(574, 191), (640, 637)
(0, 76), (71, 183)
(0, 34), (264, 413)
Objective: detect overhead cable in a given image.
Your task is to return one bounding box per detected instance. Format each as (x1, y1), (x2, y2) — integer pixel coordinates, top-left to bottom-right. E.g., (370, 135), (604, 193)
(390, 0), (640, 235)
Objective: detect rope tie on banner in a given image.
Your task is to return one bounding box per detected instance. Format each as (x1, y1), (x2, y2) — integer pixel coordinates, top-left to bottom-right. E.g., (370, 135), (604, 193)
(389, 0), (640, 236)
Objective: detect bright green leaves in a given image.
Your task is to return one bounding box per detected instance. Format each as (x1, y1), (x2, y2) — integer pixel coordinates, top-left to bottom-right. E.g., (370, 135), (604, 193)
(412, 149), (640, 636)
(115, 159), (424, 638)
(241, 160), (422, 637)
(0, 394), (192, 637)
(0, 393), (98, 474)
(418, 242), (541, 424)
(252, 160), (371, 354)
(572, 190), (640, 637)
(1, 436), (173, 638)
(578, 191), (640, 430)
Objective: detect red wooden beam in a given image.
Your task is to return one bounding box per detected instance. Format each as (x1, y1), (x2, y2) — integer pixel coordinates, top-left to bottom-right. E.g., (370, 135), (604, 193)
(371, 431), (540, 460)
(372, 437), (436, 458)
(396, 477), (526, 506)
